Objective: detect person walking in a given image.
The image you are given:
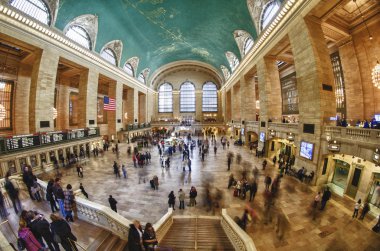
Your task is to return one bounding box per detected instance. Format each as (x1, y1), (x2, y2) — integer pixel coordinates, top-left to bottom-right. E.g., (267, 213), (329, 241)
(189, 186), (197, 207)
(249, 180), (258, 202)
(188, 158), (192, 172)
(53, 178), (65, 218)
(178, 189), (185, 210)
(64, 184), (75, 222)
(122, 164), (127, 179)
(28, 211), (60, 251)
(4, 172), (22, 214)
(168, 191), (176, 210)
(153, 175), (159, 190)
(76, 165), (83, 178)
(262, 160), (267, 170)
(113, 161), (121, 178)
(227, 156), (232, 171)
(46, 179), (59, 213)
(79, 183), (88, 199)
(359, 202), (370, 220)
(320, 187), (331, 210)
(109, 195), (118, 212)
(50, 213), (78, 251)
(142, 223), (158, 251)
(352, 199), (361, 218)
(264, 176), (272, 191)
(312, 192), (321, 220)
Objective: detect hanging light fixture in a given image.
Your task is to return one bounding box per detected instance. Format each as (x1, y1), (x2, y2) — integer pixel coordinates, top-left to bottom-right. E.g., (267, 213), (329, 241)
(353, 0), (378, 89)
(372, 61), (380, 89)
(51, 107), (57, 120)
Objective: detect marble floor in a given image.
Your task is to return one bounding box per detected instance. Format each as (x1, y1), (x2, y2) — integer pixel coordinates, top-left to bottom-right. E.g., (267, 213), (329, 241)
(5, 136), (380, 250)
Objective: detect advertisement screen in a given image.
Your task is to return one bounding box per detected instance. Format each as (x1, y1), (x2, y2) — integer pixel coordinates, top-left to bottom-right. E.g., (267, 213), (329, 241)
(300, 141), (314, 160)
(375, 114), (380, 121)
(259, 132), (265, 142)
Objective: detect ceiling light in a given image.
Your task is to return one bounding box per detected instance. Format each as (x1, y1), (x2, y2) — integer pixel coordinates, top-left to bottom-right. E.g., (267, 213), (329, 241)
(372, 61), (380, 89)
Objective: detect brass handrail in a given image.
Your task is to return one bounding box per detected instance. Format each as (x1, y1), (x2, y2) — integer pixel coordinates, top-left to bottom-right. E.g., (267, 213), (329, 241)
(68, 238), (87, 251)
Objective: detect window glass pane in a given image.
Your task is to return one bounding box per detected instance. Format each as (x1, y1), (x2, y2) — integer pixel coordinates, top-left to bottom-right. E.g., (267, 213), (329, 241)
(202, 82), (217, 112)
(244, 38), (254, 55)
(124, 63), (134, 76)
(11, 0), (51, 25)
(100, 48), (117, 66)
(180, 82), (195, 112)
(261, 1), (280, 31)
(0, 81), (13, 129)
(138, 73), (145, 83)
(65, 25), (91, 49)
(158, 83), (173, 113)
(330, 52), (346, 117)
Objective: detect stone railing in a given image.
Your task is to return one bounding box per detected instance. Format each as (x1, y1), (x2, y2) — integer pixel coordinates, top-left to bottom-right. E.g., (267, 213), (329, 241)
(268, 122), (299, 134)
(221, 209), (257, 251)
(153, 208), (173, 242)
(245, 121), (259, 133)
(37, 179), (132, 240)
(324, 126), (380, 144)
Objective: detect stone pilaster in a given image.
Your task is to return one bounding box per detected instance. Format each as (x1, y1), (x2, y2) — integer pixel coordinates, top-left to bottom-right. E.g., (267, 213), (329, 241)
(29, 49), (59, 132)
(138, 92), (146, 123)
(225, 90), (232, 122)
(78, 69), (99, 128)
(115, 82), (123, 131)
(133, 88), (139, 123)
(195, 90), (202, 121)
(288, 16), (336, 173)
(56, 83), (70, 130)
(14, 63), (32, 134)
(231, 83), (241, 121)
(240, 75), (256, 122)
(125, 88), (134, 124)
(257, 57), (282, 123)
(172, 90), (180, 119)
(339, 39), (364, 120)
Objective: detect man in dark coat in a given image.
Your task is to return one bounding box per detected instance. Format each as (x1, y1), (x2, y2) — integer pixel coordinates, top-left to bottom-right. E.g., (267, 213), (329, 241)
(128, 220), (143, 251)
(249, 180), (258, 202)
(320, 187), (331, 210)
(28, 211), (60, 251)
(109, 195), (118, 212)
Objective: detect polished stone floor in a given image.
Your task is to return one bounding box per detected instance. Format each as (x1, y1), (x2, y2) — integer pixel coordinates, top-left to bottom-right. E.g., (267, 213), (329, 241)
(6, 136), (380, 250)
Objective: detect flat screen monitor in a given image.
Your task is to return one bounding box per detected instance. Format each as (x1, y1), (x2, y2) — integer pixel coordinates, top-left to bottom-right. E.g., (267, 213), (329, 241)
(300, 141), (314, 160)
(375, 114), (380, 122)
(259, 132), (265, 142)
(373, 152), (380, 163)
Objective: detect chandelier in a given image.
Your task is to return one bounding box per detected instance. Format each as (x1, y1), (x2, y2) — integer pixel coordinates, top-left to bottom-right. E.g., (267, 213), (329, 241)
(372, 61), (380, 89)
(0, 104), (5, 121)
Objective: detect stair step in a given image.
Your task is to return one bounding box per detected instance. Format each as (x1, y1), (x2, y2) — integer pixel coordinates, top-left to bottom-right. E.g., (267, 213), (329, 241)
(113, 239), (128, 251)
(97, 234), (119, 251)
(87, 230), (111, 251)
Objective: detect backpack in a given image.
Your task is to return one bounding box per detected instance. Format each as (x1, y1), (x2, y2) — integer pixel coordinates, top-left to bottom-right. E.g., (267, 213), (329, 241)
(17, 237), (26, 250)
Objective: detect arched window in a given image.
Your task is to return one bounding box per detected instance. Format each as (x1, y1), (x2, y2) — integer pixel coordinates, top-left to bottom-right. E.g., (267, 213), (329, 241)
(158, 83), (173, 113)
(202, 82), (217, 112)
(243, 37), (254, 55)
(260, 0), (281, 32)
(180, 82), (195, 112)
(226, 51), (239, 72)
(137, 73), (145, 84)
(65, 25), (92, 50)
(123, 63), (134, 77)
(10, 0), (51, 25)
(100, 48), (117, 66)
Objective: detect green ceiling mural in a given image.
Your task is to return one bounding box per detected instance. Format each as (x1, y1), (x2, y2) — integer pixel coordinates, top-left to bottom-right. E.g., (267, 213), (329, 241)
(55, 0), (257, 80)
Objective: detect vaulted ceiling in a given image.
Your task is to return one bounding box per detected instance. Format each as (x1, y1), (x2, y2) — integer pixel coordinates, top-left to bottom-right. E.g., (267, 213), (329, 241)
(55, 0), (257, 81)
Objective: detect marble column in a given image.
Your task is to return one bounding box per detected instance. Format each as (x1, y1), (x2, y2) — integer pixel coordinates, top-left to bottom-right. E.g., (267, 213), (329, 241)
(14, 63), (32, 134)
(173, 90), (180, 119)
(78, 69), (99, 128)
(240, 75), (257, 122)
(288, 16), (336, 173)
(56, 83), (70, 130)
(29, 49), (59, 132)
(231, 83), (241, 122)
(195, 90), (202, 121)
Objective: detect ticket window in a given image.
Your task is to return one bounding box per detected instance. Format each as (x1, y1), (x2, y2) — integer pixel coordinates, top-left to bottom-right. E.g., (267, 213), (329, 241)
(19, 158), (27, 171)
(49, 151), (56, 163)
(40, 153), (47, 164)
(8, 160), (17, 174)
(30, 155), (38, 168)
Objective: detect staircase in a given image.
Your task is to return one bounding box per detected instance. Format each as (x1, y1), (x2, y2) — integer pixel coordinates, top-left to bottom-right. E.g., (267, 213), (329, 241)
(87, 229), (127, 251)
(159, 218), (235, 251)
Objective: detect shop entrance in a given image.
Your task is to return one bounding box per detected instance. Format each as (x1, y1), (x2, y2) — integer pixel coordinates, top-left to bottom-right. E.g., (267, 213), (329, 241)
(332, 160), (350, 190)
(346, 164), (363, 199)
(368, 173), (380, 207)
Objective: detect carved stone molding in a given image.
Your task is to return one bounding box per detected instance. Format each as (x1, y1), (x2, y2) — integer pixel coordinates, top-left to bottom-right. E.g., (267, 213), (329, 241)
(63, 14), (98, 50)
(125, 56), (140, 77)
(140, 68), (151, 85)
(225, 51), (239, 72)
(233, 30), (254, 57)
(220, 65), (231, 81)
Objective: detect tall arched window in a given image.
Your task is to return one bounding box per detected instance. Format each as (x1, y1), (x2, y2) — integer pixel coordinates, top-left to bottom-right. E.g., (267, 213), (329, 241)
(100, 48), (117, 66)
(260, 0), (281, 32)
(180, 82), (195, 112)
(65, 25), (92, 50)
(123, 63), (134, 77)
(243, 37), (254, 55)
(158, 83), (173, 113)
(10, 0), (51, 25)
(202, 82), (217, 112)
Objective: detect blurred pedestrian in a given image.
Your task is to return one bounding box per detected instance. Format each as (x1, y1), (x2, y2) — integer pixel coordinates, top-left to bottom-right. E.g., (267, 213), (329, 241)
(109, 195), (118, 212)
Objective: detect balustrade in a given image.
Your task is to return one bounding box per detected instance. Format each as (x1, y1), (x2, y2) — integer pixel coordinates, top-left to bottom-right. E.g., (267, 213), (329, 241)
(324, 126), (380, 144)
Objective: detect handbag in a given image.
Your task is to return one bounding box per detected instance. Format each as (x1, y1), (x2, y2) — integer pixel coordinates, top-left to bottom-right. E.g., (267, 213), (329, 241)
(17, 237), (26, 250)
(53, 233), (61, 243)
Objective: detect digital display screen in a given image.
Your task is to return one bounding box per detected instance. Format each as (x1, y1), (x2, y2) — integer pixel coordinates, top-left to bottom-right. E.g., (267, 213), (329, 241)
(41, 131), (68, 144)
(259, 132), (265, 142)
(373, 152), (380, 163)
(300, 141), (314, 160)
(5, 134), (40, 151)
(375, 114), (380, 122)
(69, 129), (86, 140)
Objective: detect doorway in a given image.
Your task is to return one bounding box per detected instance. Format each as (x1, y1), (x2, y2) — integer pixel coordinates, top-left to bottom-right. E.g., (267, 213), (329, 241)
(332, 160), (350, 189)
(346, 164), (363, 199)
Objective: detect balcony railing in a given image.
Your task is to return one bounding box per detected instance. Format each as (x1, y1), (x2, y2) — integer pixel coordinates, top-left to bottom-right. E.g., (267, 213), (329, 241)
(268, 122), (299, 134)
(324, 126), (380, 144)
(124, 123), (151, 131)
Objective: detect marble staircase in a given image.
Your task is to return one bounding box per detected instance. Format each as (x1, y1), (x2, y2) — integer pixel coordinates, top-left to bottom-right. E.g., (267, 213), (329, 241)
(86, 229), (127, 251)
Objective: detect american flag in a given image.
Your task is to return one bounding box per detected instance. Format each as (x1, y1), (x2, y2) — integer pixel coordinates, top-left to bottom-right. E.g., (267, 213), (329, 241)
(103, 96), (116, 111)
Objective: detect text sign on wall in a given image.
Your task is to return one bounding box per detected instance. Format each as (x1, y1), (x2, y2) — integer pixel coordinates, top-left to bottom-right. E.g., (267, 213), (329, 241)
(41, 131), (68, 144)
(5, 134), (40, 151)
(280, 72), (299, 115)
